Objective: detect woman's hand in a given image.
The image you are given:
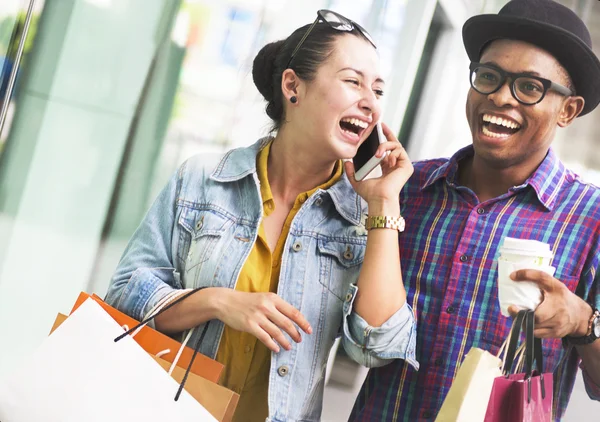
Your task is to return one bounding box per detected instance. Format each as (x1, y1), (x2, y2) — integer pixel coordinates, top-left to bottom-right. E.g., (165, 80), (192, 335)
(215, 289), (312, 353)
(345, 122), (413, 208)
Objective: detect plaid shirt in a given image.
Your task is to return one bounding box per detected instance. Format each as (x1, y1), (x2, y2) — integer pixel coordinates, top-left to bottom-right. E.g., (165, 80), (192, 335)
(351, 146), (600, 421)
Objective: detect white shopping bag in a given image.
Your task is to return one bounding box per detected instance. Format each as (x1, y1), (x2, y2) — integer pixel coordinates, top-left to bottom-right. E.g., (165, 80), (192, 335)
(435, 348), (503, 422)
(0, 298), (217, 422)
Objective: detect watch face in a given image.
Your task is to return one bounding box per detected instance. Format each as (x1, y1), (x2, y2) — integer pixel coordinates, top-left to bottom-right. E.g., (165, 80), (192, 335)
(594, 317), (600, 338)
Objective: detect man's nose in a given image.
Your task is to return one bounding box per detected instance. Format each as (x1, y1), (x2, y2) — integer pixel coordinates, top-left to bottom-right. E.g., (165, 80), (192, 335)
(487, 79), (519, 108)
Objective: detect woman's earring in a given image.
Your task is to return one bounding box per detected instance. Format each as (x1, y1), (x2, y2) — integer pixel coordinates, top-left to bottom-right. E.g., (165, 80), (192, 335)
(290, 96), (297, 104)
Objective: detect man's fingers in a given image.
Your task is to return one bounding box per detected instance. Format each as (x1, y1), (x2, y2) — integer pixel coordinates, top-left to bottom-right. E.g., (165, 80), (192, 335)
(507, 305), (523, 317)
(533, 327), (569, 338)
(510, 269), (556, 292)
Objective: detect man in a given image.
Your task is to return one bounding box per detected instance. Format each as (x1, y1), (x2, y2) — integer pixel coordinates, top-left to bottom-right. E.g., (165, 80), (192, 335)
(350, 0), (600, 420)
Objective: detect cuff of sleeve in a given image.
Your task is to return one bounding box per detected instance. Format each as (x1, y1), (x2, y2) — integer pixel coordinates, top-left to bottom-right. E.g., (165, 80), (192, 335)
(342, 284), (419, 370)
(581, 362), (600, 400)
(116, 268), (180, 329)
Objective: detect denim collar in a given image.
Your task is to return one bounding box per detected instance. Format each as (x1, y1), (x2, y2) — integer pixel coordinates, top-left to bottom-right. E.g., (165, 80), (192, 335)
(210, 138), (365, 226)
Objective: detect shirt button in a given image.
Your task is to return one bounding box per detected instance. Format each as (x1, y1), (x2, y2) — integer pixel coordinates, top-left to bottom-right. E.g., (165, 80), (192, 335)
(446, 306), (456, 314)
(195, 219), (203, 230)
(292, 241), (302, 252)
(244, 345), (251, 353)
(434, 358), (443, 366)
(477, 207), (485, 215)
(423, 410), (434, 419)
(299, 196), (306, 203)
(459, 254), (468, 262)
(277, 365), (289, 377)
(315, 197), (323, 206)
(345, 292), (353, 302)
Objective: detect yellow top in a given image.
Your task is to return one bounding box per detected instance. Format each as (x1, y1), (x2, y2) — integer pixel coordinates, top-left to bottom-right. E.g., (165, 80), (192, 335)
(215, 141), (342, 422)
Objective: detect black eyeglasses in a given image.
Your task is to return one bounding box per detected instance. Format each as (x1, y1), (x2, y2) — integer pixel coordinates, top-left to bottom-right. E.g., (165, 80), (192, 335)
(286, 9), (376, 69)
(469, 62), (575, 105)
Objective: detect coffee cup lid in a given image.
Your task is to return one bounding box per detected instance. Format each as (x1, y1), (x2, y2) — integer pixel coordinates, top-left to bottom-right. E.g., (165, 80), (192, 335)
(500, 237), (553, 257)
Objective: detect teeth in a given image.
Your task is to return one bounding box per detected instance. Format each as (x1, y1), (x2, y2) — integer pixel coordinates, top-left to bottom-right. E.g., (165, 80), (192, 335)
(341, 117), (368, 129)
(482, 125), (511, 138)
(482, 113), (521, 129)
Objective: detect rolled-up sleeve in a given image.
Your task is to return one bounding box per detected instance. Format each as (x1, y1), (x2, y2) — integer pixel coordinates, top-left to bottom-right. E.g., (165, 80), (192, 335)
(341, 283), (419, 369)
(105, 166), (185, 327)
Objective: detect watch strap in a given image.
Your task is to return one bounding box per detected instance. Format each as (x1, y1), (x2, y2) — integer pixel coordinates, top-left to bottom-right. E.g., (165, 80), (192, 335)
(366, 215), (405, 232)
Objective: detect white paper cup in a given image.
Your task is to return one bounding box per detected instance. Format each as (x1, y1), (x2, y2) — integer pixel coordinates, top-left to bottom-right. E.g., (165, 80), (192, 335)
(497, 260), (555, 317)
(496, 237), (555, 317)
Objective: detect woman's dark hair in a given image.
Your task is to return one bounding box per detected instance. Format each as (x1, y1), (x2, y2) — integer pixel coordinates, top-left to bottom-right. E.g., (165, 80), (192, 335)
(252, 23), (366, 131)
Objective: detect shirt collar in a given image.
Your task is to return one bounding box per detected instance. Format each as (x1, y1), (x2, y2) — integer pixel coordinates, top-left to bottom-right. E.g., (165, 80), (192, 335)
(421, 145), (569, 211)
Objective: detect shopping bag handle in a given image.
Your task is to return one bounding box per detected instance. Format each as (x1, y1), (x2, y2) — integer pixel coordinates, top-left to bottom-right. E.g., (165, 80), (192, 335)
(502, 309), (528, 374)
(114, 287), (209, 401)
(524, 309), (546, 402)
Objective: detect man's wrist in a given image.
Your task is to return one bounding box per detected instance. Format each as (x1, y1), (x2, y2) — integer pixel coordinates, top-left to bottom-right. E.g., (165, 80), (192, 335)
(573, 302), (595, 337)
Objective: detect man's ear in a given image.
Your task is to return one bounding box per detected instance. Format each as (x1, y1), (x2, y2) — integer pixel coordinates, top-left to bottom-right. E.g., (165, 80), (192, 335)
(281, 69), (301, 102)
(558, 96), (585, 128)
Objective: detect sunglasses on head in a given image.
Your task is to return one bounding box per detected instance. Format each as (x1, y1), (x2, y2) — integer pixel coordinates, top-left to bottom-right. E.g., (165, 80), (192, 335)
(286, 9), (376, 70)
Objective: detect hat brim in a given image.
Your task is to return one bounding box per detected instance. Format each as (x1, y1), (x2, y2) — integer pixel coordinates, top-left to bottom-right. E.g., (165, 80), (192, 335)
(463, 15), (600, 116)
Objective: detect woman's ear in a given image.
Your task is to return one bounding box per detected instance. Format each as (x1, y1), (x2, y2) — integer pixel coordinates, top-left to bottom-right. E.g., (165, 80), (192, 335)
(557, 95), (585, 128)
(281, 69), (300, 103)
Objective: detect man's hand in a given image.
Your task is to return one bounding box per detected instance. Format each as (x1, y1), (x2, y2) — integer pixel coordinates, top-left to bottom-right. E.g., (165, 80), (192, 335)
(507, 269), (592, 338)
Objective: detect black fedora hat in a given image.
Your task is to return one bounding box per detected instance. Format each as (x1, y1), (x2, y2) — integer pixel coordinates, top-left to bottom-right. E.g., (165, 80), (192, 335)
(463, 0), (600, 116)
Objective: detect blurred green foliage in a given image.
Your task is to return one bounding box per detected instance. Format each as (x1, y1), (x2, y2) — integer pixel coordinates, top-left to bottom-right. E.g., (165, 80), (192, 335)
(0, 11), (39, 61)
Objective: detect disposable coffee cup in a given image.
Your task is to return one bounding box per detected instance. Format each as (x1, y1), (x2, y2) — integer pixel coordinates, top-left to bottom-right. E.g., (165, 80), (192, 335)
(496, 237), (555, 317)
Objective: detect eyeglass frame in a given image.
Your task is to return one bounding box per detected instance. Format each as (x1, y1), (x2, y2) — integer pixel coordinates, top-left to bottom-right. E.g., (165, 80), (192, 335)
(285, 9), (376, 70)
(469, 62), (575, 105)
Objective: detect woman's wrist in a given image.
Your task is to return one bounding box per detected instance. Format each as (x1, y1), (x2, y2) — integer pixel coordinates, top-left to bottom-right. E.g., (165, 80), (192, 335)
(203, 287), (229, 321)
(367, 198), (401, 216)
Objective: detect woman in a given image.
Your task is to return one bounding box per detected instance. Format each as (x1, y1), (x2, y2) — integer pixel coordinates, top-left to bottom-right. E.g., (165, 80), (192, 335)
(106, 10), (418, 422)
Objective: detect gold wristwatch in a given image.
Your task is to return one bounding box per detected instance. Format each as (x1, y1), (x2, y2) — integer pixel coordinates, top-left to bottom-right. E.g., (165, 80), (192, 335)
(365, 215), (405, 232)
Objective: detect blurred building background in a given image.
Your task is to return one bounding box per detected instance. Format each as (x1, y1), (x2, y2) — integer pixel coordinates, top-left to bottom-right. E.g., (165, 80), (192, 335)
(0, 0), (599, 420)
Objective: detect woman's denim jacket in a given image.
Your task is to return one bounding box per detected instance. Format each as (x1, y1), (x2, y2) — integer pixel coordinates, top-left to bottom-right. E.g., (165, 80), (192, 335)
(106, 138), (418, 422)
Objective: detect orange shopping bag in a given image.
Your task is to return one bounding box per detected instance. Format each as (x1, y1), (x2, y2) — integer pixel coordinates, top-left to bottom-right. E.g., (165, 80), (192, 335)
(69, 292), (223, 383)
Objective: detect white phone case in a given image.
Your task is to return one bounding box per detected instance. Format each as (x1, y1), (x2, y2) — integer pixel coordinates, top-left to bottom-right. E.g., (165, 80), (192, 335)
(354, 123), (387, 181)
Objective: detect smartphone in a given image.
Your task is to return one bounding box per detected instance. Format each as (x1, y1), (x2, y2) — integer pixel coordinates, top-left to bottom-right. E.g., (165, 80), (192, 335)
(353, 122), (387, 181)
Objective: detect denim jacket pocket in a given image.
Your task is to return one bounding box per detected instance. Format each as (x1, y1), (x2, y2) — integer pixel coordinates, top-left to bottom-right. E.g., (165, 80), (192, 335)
(317, 238), (366, 301)
(177, 208), (231, 279)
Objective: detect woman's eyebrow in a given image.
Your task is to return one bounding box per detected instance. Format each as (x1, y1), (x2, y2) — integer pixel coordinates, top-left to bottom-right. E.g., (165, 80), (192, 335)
(337, 67), (385, 84)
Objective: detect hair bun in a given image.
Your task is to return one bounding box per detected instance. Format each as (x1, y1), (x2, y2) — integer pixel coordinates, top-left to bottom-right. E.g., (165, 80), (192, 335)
(252, 40), (284, 102)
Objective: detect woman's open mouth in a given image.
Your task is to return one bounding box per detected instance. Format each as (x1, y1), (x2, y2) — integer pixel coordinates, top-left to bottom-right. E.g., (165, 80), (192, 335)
(481, 113), (521, 139)
(339, 117), (368, 139)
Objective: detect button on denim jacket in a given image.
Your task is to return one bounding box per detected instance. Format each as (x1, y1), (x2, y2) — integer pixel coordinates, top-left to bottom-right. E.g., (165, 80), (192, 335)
(106, 138), (418, 422)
